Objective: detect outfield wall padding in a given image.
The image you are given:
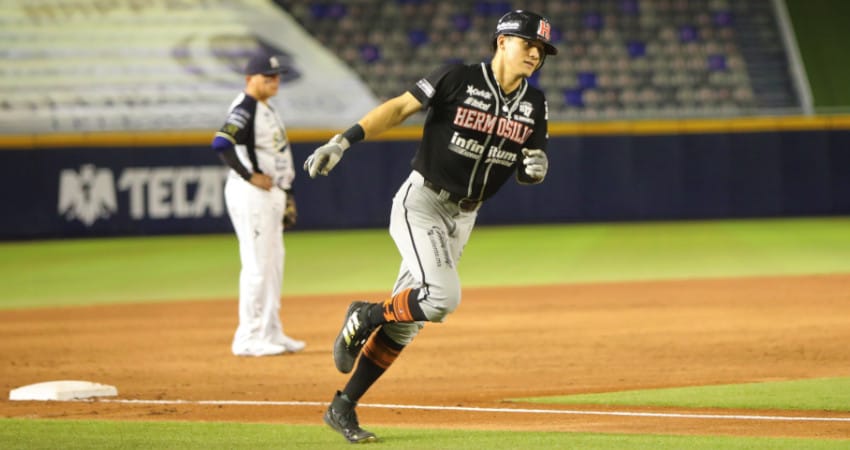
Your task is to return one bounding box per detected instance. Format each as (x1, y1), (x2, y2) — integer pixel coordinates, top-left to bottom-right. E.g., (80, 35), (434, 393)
(1, 129), (849, 239)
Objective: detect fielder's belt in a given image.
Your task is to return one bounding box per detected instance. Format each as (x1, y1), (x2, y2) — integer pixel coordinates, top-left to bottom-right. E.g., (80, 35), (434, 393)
(423, 179), (481, 212)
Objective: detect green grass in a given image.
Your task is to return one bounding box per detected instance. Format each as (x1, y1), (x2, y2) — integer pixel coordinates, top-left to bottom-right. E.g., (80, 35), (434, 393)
(2, 217), (850, 309)
(516, 377), (850, 412)
(1, 235), (240, 307)
(785, 0), (850, 109)
(0, 419), (846, 450)
(463, 217), (850, 286)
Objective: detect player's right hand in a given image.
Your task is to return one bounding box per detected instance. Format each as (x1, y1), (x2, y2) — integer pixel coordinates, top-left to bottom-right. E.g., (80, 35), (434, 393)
(303, 134), (350, 178)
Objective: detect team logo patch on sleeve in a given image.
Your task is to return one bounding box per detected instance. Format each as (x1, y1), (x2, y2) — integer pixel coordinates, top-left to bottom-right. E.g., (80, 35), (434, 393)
(225, 107), (250, 128)
(416, 79), (435, 98)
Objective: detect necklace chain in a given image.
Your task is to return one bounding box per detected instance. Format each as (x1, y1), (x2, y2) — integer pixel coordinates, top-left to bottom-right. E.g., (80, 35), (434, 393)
(497, 82), (522, 116)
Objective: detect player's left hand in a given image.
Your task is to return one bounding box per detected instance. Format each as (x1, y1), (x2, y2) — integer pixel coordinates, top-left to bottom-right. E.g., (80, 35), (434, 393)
(283, 194), (297, 229)
(522, 148), (548, 180)
(303, 134), (350, 178)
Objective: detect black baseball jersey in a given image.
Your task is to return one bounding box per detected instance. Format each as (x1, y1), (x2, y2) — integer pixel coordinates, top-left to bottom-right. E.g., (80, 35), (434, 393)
(408, 62), (549, 202)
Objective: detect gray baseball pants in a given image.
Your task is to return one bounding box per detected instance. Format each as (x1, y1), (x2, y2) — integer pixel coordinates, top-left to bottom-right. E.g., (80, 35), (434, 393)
(382, 170), (478, 346)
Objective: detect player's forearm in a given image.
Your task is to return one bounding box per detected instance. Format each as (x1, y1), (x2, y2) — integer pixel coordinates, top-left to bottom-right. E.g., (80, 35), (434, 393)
(302, 93), (422, 178)
(216, 150), (253, 181)
(358, 106), (402, 137)
(212, 136), (253, 181)
(358, 93), (421, 139)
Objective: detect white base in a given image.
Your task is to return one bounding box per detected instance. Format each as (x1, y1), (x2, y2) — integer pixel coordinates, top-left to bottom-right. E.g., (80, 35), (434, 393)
(9, 380), (118, 401)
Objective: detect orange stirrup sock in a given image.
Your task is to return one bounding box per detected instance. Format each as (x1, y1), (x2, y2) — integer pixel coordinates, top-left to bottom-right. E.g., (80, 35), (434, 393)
(381, 288), (427, 322)
(361, 330), (404, 370)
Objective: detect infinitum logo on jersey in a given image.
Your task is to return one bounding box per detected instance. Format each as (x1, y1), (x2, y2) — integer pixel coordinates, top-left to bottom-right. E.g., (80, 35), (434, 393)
(58, 164), (117, 226)
(448, 132), (517, 167)
(57, 164), (228, 226)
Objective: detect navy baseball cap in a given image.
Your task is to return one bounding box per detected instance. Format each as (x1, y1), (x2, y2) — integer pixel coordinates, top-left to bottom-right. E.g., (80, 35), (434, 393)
(245, 53), (288, 75)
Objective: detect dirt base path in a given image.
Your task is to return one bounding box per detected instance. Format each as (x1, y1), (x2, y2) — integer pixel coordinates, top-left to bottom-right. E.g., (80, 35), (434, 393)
(2, 275), (850, 439)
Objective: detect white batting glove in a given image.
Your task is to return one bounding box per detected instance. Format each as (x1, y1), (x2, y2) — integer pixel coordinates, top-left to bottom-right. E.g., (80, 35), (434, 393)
(522, 148), (548, 180)
(303, 134), (350, 178)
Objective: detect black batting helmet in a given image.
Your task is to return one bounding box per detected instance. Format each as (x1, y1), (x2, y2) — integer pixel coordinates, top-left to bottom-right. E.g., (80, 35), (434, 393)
(492, 10), (558, 56)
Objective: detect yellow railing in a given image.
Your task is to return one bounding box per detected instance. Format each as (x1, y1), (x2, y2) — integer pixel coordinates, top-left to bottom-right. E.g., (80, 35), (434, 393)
(3, 115), (850, 149)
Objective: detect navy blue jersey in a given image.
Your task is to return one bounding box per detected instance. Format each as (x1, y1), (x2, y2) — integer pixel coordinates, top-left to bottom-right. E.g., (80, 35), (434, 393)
(408, 62), (549, 201)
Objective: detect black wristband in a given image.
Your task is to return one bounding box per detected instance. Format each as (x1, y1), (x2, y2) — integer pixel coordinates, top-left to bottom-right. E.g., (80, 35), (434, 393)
(342, 123), (365, 145)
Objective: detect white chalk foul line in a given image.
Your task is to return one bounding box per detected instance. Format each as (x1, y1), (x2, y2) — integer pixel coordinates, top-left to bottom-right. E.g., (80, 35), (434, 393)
(95, 399), (850, 423)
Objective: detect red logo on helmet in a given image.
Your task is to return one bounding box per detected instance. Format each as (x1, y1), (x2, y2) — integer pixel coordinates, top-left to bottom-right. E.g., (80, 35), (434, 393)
(537, 20), (551, 41)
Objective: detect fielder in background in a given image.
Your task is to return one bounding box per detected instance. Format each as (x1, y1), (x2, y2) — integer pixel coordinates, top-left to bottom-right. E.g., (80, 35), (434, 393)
(211, 53), (305, 357)
(304, 10), (555, 443)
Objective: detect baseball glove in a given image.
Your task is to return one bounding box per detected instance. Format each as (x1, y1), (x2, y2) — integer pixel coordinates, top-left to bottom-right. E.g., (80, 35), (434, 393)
(283, 194), (297, 230)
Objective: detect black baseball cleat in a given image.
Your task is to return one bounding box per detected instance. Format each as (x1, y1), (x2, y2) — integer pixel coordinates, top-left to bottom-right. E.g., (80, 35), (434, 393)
(324, 391), (378, 444)
(333, 301), (377, 374)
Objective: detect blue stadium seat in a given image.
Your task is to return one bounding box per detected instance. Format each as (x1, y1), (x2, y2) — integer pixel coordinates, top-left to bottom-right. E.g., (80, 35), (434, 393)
(473, 1), (511, 16)
(708, 54), (727, 71)
(359, 44), (381, 63)
(452, 14), (472, 32)
(679, 25), (699, 43)
(583, 12), (604, 30)
(713, 11), (734, 27)
(564, 88), (585, 108)
(627, 40), (647, 58)
(325, 3), (348, 19)
(408, 29), (429, 47)
(578, 72), (598, 89)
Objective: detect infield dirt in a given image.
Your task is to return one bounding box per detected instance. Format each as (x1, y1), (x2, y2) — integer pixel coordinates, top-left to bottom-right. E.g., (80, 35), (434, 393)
(2, 275), (849, 439)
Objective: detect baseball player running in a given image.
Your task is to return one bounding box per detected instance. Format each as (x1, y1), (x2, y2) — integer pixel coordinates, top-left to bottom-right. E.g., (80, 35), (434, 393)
(304, 11), (556, 443)
(212, 53), (305, 357)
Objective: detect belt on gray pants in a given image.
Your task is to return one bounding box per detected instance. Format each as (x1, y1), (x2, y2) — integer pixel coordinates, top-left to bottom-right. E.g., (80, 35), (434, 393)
(423, 179), (480, 212)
